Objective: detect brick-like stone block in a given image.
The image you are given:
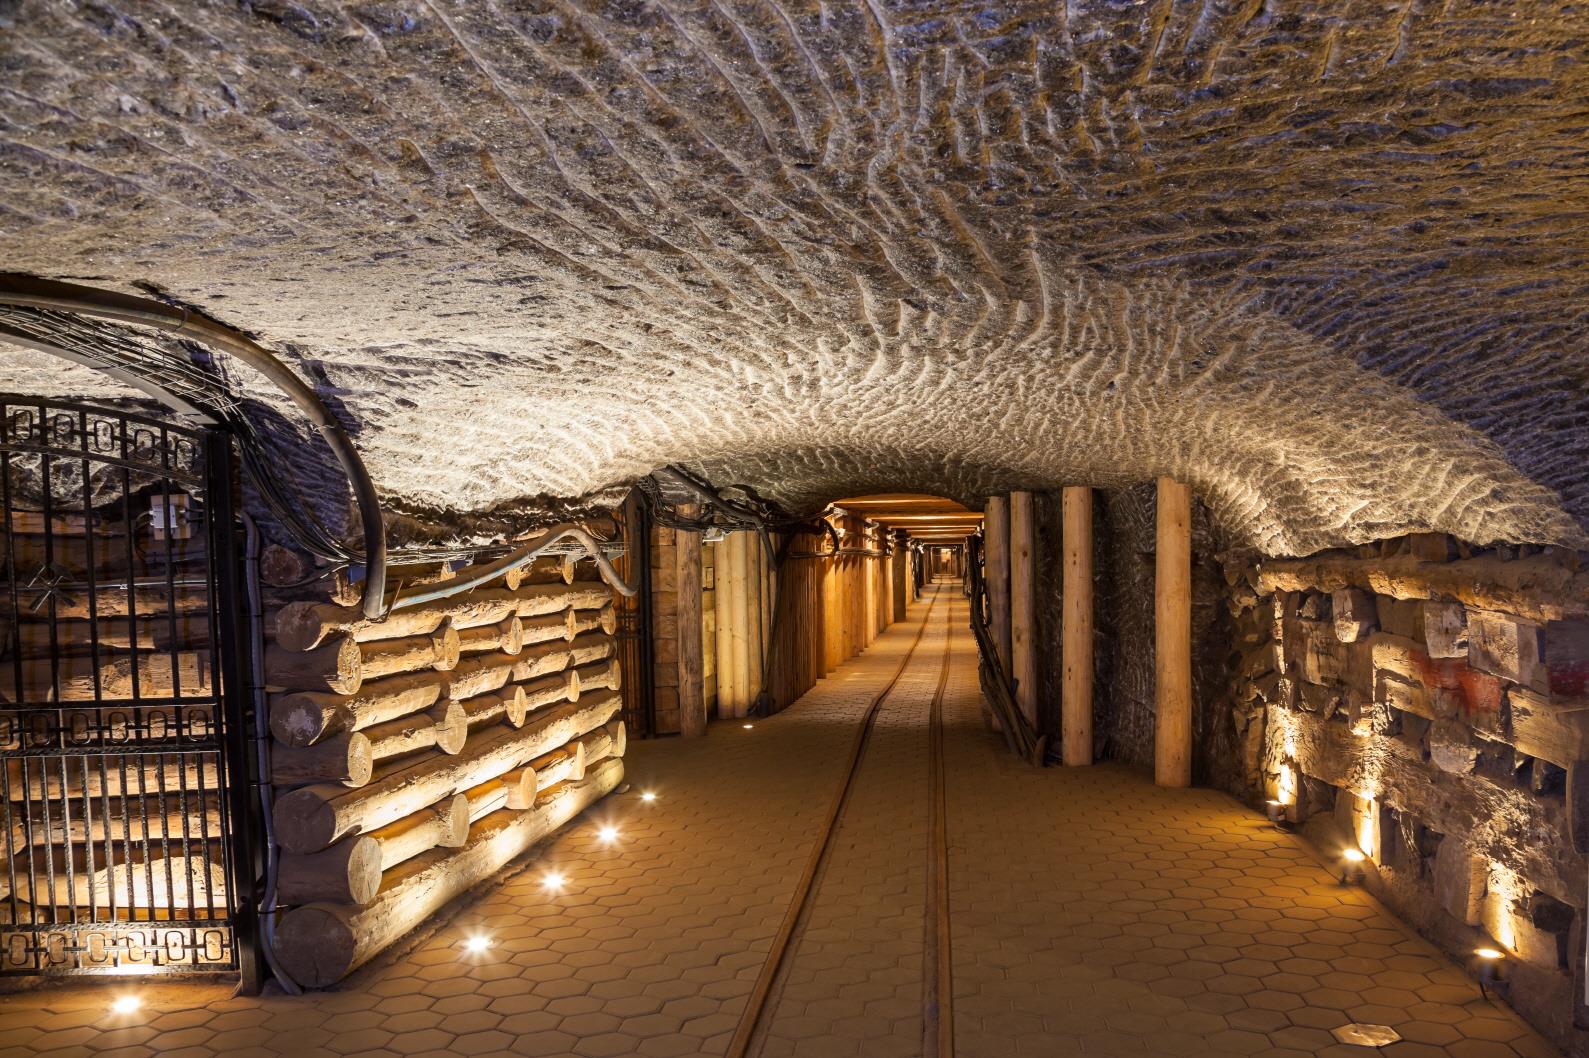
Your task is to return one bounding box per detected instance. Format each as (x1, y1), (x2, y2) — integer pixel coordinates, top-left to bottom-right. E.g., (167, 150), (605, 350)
(1569, 762), (1589, 854)
(1288, 618), (1345, 685)
(1509, 687), (1589, 769)
(1432, 839), (1485, 925)
(1429, 718), (1478, 775)
(1469, 611), (1548, 691)
(1332, 586), (1377, 643)
(1376, 596), (1426, 643)
(1424, 601), (1469, 659)
(1544, 619), (1589, 698)
(1378, 670), (1435, 720)
(1299, 681), (1344, 719)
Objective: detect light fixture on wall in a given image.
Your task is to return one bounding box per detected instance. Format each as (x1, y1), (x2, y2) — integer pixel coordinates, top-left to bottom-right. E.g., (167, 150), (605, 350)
(1474, 947), (1507, 999)
(1264, 799), (1288, 825)
(1339, 847), (1367, 885)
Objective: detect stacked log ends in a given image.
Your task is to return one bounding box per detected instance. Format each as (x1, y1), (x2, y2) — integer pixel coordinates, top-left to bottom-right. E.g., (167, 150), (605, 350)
(359, 621), (461, 680)
(264, 562), (624, 985)
(271, 732), (374, 787)
(276, 835), (382, 906)
(274, 758), (623, 988)
(266, 636), (362, 695)
(528, 740), (586, 792)
(364, 699), (468, 760)
(269, 670), (449, 748)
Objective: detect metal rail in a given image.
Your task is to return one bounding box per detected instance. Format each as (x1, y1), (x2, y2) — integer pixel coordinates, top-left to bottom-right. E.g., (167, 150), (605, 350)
(724, 587), (953, 1058)
(923, 599), (955, 1058)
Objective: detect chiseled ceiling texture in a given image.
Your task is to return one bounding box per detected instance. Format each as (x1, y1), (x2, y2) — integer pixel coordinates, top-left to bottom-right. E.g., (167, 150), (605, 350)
(2, 0), (1587, 556)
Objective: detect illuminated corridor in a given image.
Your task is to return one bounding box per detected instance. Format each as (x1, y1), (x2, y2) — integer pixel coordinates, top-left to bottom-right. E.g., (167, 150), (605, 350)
(0, 588), (1555, 1057)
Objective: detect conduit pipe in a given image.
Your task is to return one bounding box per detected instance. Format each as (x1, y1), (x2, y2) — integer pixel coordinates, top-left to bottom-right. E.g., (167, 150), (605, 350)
(386, 522), (636, 610)
(0, 273), (389, 619)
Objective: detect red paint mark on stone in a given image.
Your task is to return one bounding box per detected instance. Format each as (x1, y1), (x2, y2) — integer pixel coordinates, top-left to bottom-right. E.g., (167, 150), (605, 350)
(1412, 652), (1504, 716)
(1550, 662), (1589, 698)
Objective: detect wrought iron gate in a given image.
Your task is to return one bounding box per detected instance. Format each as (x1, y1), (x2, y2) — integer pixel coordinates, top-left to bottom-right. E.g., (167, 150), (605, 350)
(0, 397), (257, 978)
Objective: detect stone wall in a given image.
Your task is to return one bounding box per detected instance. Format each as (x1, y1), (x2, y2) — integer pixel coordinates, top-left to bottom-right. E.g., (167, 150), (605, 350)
(1223, 534), (1589, 1050)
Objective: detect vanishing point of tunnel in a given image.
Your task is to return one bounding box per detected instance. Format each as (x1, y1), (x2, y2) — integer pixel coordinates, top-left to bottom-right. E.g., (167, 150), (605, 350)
(1, 2), (1588, 1056)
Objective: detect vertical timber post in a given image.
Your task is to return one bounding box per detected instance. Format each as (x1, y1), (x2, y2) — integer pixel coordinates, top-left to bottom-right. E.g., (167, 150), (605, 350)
(1061, 486), (1094, 766)
(713, 536), (735, 719)
(984, 496), (1012, 674)
(1154, 477), (1193, 786)
(676, 504), (706, 736)
(891, 531), (908, 622)
(745, 530), (765, 709)
(1009, 491), (1037, 728)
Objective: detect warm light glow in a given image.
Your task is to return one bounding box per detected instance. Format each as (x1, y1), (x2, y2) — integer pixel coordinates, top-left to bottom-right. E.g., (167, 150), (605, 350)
(1475, 948), (1505, 960)
(742, 723), (754, 730)
(1486, 862), (1519, 950)
(1341, 847), (1367, 863)
(597, 825), (620, 844)
(110, 996), (142, 1016)
(641, 790), (657, 803)
(463, 935), (491, 954)
(1275, 762), (1296, 807)
(542, 872), (566, 892)
(1356, 795), (1377, 860)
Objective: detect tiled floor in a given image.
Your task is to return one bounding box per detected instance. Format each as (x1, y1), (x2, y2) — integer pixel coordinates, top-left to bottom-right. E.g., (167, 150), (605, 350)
(0, 586), (1560, 1057)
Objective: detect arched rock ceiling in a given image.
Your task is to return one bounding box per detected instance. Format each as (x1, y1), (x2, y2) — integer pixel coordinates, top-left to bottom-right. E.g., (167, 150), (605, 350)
(3, 0), (1588, 556)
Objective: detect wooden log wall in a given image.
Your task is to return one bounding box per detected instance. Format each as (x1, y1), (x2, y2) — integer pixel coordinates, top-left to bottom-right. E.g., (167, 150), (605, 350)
(264, 552), (625, 986)
(1227, 532), (1589, 1046)
(713, 530), (775, 719)
(762, 512), (896, 716)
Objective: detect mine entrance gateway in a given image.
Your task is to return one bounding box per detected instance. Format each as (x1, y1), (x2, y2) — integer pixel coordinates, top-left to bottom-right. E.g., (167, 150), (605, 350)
(0, 397), (257, 979)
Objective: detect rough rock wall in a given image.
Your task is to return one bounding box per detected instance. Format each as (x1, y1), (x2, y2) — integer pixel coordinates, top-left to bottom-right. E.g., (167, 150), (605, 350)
(1051, 486), (1229, 775)
(1223, 535), (1589, 1051)
(4, 2), (1589, 555)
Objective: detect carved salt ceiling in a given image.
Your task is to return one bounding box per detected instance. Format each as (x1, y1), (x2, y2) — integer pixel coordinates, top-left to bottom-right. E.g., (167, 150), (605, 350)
(2, 0), (1587, 555)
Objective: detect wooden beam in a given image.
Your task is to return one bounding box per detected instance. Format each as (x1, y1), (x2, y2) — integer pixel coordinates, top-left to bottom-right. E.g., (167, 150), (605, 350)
(984, 496), (1012, 676)
(676, 506), (706, 736)
(1155, 477), (1192, 788)
(742, 530), (764, 711)
(1009, 492), (1037, 728)
(713, 537), (735, 719)
(891, 534), (908, 624)
(1062, 487), (1094, 767)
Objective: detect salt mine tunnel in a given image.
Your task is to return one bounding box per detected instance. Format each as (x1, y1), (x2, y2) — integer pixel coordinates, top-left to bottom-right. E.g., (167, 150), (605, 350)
(1, 2), (1588, 1057)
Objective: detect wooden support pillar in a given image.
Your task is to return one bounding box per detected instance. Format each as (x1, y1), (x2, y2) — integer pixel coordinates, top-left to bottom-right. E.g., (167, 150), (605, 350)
(1154, 477), (1192, 786)
(1009, 491), (1037, 728)
(984, 496), (1012, 675)
(676, 505), (706, 736)
(1061, 487), (1094, 766)
(745, 531), (764, 708)
(891, 534), (908, 623)
(713, 538), (734, 719)
(727, 530), (751, 716)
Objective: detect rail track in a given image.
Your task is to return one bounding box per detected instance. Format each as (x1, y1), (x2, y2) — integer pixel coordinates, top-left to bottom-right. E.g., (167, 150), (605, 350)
(724, 583), (958, 1058)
